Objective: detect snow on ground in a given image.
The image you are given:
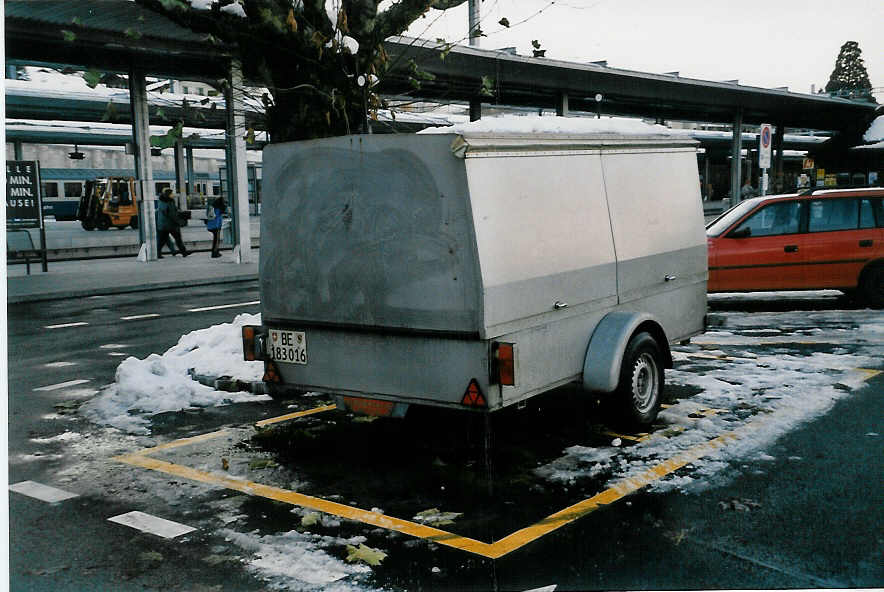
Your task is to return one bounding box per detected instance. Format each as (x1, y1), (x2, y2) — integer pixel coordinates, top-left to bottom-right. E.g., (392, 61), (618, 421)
(81, 313), (268, 434)
(220, 528), (375, 591)
(536, 307), (883, 494)
(418, 114), (672, 136)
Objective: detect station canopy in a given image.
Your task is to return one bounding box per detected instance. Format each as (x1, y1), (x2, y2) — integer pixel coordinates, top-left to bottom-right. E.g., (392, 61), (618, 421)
(5, 0), (878, 135)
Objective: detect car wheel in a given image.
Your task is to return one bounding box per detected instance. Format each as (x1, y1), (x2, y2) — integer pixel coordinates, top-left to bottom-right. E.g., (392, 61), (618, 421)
(860, 264), (884, 308)
(614, 331), (664, 428)
(130, 216), (139, 229)
(96, 214), (111, 231)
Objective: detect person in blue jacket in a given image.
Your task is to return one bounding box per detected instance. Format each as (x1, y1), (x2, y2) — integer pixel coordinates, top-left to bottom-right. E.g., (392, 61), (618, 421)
(206, 196), (225, 258)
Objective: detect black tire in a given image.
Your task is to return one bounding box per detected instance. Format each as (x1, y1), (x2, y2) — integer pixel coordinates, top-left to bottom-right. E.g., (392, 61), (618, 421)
(614, 332), (664, 429)
(96, 214), (111, 231)
(860, 264), (884, 308)
(130, 216), (139, 229)
(81, 219), (95, 231)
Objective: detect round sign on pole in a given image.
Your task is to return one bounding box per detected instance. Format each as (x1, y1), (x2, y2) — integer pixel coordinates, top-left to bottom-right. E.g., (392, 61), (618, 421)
(758, 123), (772, 170)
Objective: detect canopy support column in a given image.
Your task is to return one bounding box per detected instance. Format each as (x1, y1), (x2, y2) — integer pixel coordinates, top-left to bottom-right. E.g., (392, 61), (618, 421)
(730, 109), (743, 203)
(556, 93), (570, 117)
(129, 65), (157, 261)
(225, 59), (252, 263)
(773, 122), (785, 193)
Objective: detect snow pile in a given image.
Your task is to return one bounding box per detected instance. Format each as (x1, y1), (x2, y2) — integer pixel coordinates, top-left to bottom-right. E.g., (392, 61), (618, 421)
(82, 313), (267, 434)
(418, 114), (673, 136)
(220, 1), (247, 17)
(221, 528), (374, 590)
(863, 115), (884, 143)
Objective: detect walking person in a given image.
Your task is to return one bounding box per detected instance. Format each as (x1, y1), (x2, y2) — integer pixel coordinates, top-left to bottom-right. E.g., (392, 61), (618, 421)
(206, 196), (225, 258)
(155, 189), (178, 258)
(164, 189), (189, 257)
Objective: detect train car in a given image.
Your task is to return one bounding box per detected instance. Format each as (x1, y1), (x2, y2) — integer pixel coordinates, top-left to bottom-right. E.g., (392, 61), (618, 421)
(39, 168), (219, 221)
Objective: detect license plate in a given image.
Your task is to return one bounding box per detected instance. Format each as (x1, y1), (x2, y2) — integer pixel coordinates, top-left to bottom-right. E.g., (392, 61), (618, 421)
(267, 329), (307, 364)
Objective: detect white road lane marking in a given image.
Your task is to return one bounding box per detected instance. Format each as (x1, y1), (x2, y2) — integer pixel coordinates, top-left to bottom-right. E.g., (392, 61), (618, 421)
(120, 313), (161, 321)
(107, 511), (197, 539)
(44, 361), (77, 368)
(33, 379), (91, 392)
(10, 481), (79, 503)
(188, 300), (260, 312)
(45, 322), (88, 329)
(99, 344), (128, 349)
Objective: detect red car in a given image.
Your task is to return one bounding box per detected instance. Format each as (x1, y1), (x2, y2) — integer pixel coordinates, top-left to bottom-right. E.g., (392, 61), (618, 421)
(706, 187), (884, 306)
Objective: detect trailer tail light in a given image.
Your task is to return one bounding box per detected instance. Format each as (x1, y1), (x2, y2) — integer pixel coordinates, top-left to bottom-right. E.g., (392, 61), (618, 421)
(242, 326), (257, 361)
(492, 342), (515, 386)
(461, 379), (487, 408)
(242, 325), (267, 362)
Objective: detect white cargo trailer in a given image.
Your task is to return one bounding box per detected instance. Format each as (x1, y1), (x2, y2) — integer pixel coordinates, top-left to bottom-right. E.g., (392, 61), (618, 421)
(243, 124), (707, 426)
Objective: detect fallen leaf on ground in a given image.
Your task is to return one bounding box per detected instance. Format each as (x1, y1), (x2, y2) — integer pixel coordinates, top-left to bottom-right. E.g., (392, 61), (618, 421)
(413, 508), (463, 526)
(345, 543), (387, 566)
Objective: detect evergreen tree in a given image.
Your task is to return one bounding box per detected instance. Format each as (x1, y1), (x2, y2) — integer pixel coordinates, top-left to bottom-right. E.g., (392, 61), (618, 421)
(824, 41), (875, 102)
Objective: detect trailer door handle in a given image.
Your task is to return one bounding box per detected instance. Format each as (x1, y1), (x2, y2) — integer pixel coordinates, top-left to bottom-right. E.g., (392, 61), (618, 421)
(784, 245), (798, 253)
(859, 239), (873, 248)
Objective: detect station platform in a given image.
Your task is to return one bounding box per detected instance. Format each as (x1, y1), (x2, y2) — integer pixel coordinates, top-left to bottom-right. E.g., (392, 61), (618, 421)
(6, 249), (259, 304)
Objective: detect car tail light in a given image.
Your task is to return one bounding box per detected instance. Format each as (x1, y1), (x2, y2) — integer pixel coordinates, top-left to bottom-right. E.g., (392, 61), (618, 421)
(492, 342), (515, 386)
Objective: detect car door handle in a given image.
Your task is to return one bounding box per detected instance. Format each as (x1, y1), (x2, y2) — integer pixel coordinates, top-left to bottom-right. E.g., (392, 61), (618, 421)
(784, 245), (798, 253)
(859, 239), (873, 248)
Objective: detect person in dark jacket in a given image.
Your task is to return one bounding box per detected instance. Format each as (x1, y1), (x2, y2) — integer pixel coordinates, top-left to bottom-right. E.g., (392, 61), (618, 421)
(206, 196), (225, 258)
(165, 189), (189, 257)
(155, 189), (177, 258)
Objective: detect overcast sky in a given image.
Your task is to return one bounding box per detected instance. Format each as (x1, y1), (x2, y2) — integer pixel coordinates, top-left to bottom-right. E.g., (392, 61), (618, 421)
(403, 0), (883, 99)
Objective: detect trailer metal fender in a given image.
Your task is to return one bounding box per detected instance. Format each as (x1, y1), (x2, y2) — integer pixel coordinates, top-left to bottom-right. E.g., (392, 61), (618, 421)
(582, 311), (672, 393)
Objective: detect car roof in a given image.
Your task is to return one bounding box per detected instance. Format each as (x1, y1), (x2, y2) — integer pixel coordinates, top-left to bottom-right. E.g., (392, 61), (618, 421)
(752, 187), (884, 207)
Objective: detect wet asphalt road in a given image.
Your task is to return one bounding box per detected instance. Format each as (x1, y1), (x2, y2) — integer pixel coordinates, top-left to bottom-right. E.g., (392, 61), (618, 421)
(7, 285), (883, 591)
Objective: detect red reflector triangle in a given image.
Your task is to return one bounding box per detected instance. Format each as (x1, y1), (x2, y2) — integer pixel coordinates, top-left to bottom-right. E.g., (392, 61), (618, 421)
(461, 379), (486, 407)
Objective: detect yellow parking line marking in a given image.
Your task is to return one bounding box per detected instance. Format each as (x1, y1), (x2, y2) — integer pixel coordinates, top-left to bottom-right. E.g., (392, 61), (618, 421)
(856, 368), (881, 380)
(486, 431), (740, 558)
(115, 452), (494, 556)
(601, 431), (650, 443)
(130, 429), (231, 456)
(255, 404), (338, 427)
(115, 403), (748, 559)
(127, 364), (874, 561)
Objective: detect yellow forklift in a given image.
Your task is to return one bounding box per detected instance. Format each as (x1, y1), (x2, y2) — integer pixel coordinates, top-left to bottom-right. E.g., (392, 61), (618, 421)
(77, 177), (139, 231)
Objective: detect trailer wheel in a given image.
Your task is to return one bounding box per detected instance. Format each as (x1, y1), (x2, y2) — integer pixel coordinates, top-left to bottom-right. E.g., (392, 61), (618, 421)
(614, 331), (663, 428)
(130, 216), (139, 229)
(96, 214), (111, 231)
